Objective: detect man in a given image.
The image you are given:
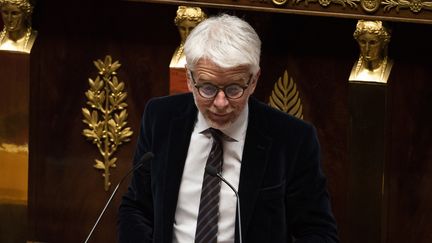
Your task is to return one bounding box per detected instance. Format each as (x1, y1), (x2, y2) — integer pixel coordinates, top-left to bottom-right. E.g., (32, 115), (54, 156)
(118, 14), (339, 243)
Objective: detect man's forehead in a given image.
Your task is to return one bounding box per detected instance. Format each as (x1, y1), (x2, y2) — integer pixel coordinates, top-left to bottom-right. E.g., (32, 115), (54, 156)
(195, 59), (249, 73)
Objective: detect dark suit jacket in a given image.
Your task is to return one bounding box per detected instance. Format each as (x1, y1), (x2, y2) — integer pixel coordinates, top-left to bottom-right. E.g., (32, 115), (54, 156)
(118, 93), (339, 243)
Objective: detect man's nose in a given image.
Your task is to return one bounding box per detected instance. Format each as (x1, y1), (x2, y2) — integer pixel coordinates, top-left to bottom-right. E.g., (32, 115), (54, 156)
(213, 90), (229, 108)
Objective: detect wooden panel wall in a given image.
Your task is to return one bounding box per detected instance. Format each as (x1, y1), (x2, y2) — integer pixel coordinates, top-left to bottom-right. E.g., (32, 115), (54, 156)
(28, 1), (176, 242)
(385, 31), (432, 242)
(25, 0), (432, 242)
(0, 52), (30, 243)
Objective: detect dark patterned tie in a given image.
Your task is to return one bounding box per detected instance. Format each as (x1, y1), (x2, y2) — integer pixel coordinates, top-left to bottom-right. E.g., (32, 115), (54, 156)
(195, 128), (224, 243)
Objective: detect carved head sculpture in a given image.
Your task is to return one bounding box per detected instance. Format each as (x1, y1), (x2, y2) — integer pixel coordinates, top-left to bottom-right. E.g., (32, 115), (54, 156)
(174, 6), (207, 44)
(350, 20), (393, 83)
(0, 0), (33, 33)
(0, 0), (36, 52)
(353, 20), (391, 64)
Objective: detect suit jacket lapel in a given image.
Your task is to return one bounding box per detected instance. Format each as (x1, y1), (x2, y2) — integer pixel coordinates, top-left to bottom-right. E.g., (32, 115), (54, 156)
(161, 95), (197, 242)
(237, 98), (272, 241)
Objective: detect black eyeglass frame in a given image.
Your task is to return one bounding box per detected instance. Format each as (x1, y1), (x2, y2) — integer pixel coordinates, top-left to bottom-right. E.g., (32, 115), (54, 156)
(189, 71), (253, 100)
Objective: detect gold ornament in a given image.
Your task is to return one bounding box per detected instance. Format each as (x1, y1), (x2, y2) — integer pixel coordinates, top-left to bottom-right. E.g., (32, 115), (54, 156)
(82, 55), (133, 191)
(268, 70), (304, 119)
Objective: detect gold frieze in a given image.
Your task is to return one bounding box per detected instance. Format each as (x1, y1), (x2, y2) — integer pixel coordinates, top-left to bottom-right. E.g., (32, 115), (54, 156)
(361, 0), (380, 13)
(382, 0), (432, 13)
(82, 55), (133, 191)
(291, 0), (360, 9)
(126, 0), (432, 24)
(290, 0), (432, 14)
(272, 0), (289, 6)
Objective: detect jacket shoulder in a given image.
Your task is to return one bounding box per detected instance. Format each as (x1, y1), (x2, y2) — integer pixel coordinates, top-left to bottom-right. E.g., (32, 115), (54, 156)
(145, 93), (194, 115)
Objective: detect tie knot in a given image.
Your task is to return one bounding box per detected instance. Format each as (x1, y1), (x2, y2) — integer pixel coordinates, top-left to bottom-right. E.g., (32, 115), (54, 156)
(208, 128), (223, 141)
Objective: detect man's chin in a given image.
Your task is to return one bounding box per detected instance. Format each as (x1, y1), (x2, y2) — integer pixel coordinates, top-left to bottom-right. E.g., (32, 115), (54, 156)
(206, 118), (232, 130)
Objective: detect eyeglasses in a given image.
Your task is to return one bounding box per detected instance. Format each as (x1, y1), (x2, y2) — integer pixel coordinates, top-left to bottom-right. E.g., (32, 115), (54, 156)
(190, 71), (252, 100)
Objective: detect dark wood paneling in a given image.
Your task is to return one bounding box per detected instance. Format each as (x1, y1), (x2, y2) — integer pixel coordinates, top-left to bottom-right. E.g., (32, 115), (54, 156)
(253, 14), (352, 241)
(0, 52), (30, 243)
(28, 1), (178, 242)
(386, 26), (432, 242)
(0, 52), (29, 144)
(348, 83), (387, 243)
(0, 204), (27, 243)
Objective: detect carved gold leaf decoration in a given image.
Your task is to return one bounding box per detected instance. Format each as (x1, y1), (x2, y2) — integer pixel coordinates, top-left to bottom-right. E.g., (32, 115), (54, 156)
(293, 0), (360, 8)
(272, 0), (289, 5)
(82, 55), (133, 191)
(291, 0), (432, 13)
(382, 0), (432, 13)
(268, 70), (304, 119)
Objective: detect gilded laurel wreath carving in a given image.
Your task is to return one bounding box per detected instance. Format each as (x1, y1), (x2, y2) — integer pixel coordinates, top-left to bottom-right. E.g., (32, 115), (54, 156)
(268, 70), (304, 119)
(82, 55), (133, 191)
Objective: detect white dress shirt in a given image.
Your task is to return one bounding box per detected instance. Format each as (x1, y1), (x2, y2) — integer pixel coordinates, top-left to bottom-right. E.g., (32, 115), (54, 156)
(173, 105), (249, 243)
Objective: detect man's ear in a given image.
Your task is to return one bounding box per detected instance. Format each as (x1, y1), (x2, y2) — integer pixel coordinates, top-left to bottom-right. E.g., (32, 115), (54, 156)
(249, 69), (261, 94)
(185, 65), (193, 92)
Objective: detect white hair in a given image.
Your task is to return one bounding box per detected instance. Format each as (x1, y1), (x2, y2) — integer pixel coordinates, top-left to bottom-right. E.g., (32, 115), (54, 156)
(184, 14), (261, 75)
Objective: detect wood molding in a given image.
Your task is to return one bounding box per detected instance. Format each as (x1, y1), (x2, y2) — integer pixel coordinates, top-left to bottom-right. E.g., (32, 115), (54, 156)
(125, 0), (432, 24)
